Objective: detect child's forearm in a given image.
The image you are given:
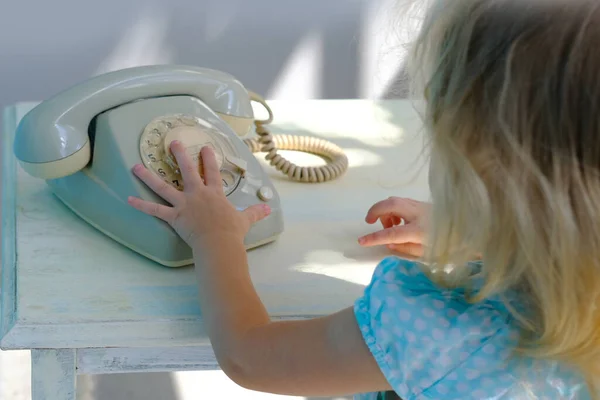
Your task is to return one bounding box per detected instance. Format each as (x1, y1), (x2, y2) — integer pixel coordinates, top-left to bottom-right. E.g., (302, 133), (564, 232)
(190, 236), (392, 396)
(191, 235), (271, 367)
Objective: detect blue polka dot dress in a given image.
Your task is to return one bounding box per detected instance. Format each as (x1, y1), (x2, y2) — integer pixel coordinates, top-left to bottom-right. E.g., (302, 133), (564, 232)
(352, 257), (591, 399)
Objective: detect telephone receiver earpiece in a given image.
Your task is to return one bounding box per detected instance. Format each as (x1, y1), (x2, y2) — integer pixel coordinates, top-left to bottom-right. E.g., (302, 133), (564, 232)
(14, 65), (255, 180)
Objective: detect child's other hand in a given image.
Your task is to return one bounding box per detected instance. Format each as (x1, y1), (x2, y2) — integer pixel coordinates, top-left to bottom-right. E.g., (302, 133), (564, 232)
(127, 141), (271, 251)
(358, 197), (430, 258)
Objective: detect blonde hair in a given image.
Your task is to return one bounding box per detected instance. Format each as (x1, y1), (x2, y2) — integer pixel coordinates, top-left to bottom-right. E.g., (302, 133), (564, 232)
(405, 0), (600, 394)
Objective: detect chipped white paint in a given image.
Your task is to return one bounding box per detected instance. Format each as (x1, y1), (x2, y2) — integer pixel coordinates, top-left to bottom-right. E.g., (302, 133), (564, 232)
(77, 347), (219, 375)
(31, 349), (76, 400)
(1, 100), (430, 398)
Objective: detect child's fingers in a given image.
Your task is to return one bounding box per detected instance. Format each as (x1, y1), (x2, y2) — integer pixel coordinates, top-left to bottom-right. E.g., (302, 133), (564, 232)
(365, 198), (396, 224)
(170, 141), (204, 190)
(132, 164), (183, 205)
(199, 146), (222, 188)
(358, 224), (422, 247)
(387, 243), (423, 258)
(127, 196), (176, 222)
(380, 215), (393, 229)
(380, 215), (402, 229)
(241, 204), (272, 226)
(365, 197), (415, 224)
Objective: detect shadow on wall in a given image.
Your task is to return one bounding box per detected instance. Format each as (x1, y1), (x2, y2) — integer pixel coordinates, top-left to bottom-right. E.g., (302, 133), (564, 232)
(0, 0), (414, 116)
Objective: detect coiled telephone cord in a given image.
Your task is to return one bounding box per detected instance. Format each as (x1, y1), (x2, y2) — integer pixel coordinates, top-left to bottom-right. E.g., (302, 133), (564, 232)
(243, 92), (349, 183)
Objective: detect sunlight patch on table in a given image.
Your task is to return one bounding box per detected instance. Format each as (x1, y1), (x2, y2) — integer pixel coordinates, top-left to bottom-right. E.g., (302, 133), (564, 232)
(261, 102), (406, 148)
(293, 250), (377, 286)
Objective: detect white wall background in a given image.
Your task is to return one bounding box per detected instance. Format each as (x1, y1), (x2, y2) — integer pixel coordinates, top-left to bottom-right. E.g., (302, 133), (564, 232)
(0, 1), (423, 399)
(0, 0), (419, 110)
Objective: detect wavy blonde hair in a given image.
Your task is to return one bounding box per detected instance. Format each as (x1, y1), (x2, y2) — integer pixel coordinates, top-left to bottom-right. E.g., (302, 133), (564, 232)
(404, 0), (600, 394)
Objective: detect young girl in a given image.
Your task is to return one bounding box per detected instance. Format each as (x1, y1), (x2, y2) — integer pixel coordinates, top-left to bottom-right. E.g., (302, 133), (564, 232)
(127, 0), (598, 398)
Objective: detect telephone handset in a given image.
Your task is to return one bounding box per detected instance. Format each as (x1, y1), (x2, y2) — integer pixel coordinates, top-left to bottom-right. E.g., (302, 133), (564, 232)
(13, 65), (348, 267)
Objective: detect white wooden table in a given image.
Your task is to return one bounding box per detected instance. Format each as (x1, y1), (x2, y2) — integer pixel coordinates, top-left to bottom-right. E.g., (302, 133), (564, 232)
(1, 99), (430, 400)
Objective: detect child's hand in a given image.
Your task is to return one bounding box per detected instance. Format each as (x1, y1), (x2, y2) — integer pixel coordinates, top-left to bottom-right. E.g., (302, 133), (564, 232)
(358, 197), (430, 258)
(127, 141), (271, 251)
(129, 143), (394, 397)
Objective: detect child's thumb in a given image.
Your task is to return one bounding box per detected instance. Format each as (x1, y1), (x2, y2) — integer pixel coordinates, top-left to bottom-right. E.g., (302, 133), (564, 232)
(242, 204), (271, 226)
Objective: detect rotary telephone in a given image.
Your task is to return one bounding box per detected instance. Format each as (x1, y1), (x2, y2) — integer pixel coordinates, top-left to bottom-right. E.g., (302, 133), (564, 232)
(13, 65), (348, 267)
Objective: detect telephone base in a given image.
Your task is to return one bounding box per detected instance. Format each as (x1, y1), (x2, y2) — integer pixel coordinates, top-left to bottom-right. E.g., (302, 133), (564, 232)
(42, 95), (285, 268)
(51, 189), (282, 268)
(14, 65), (287, 268)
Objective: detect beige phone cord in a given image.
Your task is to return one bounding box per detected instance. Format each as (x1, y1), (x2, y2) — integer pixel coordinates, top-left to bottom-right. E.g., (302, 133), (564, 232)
(242, 92), (349, 183)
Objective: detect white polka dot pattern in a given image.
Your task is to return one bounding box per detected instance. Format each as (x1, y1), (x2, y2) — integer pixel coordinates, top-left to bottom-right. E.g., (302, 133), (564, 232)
(352, 257), (591, 400)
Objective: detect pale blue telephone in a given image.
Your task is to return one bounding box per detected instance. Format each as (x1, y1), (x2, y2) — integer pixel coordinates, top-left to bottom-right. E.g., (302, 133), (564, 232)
(13, 65), (348, 267)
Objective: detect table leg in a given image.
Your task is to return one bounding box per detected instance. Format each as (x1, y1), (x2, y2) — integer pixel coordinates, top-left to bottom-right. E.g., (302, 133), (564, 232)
(31, 349), (76, 400)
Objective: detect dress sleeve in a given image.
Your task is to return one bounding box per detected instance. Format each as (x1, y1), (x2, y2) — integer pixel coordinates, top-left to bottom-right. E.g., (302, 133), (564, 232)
(353, 256), (521, 400)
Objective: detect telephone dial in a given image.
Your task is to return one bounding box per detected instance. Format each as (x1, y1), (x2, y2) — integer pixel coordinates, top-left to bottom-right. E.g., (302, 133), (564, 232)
(13, 65), (348, 267)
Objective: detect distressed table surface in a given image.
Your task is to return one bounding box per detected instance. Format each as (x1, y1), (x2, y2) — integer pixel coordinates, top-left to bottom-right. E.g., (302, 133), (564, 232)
(1, 99), (429, 353)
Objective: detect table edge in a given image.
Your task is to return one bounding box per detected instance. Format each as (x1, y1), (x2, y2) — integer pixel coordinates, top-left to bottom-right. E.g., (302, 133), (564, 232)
(1, 105), (18, 340)
(0, 314), (317, 350)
